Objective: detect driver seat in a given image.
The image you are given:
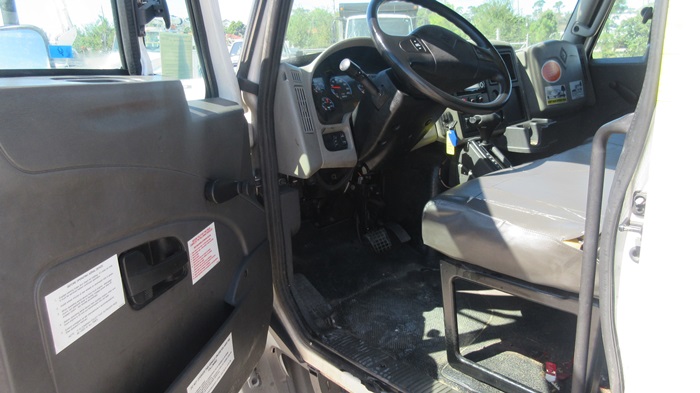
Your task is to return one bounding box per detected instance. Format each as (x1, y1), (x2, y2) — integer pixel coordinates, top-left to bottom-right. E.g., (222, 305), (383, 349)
(422, 114), (629, 392)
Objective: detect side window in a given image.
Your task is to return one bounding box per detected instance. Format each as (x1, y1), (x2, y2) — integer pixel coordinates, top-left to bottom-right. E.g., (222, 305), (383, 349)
(0, 0), (207, 100)
(592, 1), (652, 59)
(218, 1), (254, 74)
(143, 0), (206, 100)
(0, 0), (120, 70)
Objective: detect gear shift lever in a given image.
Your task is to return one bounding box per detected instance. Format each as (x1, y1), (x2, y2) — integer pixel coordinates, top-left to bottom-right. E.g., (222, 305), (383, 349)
(467, 112), (502, 143)
(459, 111), (511, 180)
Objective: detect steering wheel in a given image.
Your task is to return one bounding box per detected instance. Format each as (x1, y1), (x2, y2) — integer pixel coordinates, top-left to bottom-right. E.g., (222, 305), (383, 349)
(368, 0), (512, 114)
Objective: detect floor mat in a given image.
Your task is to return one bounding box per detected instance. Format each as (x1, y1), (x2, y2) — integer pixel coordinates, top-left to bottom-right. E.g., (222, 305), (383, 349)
(293, 221), (428, 303)
(332, 269), (488, 379)
(325, 270), (576, 392)
(293, 224), (576, 392)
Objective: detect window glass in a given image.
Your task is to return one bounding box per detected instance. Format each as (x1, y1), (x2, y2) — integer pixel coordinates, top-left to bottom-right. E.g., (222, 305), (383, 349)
(0, 0), (120, 69)
(143, 0), (205, 100)
(592, 0), (652, 59)
(284, 0), (578, 59)
(218, 0), (254, 74)
(1, 0), (207, 100)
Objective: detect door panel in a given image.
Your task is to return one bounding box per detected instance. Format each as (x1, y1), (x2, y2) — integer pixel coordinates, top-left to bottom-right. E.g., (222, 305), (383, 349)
(583, 57), (647, 132)
(0, 78), (271, 393)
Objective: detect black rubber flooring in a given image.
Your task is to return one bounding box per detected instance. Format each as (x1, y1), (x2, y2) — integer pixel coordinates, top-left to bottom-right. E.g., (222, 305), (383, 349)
(293, 222), (577, 392)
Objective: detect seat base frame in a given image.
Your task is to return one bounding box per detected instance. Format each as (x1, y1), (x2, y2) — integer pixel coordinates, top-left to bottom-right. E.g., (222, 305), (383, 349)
(440, 258), (602, 393)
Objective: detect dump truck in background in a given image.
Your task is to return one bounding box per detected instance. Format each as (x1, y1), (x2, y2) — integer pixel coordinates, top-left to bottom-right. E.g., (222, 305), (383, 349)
(337, 1), (419, 40)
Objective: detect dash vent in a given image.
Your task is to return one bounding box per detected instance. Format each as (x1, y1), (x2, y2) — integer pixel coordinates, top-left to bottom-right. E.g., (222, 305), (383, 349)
(290, 69), (302, 83)
(294, 86), (314, 134)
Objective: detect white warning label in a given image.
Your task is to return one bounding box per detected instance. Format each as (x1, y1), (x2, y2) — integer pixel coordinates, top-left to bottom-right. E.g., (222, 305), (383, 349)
(45, 255), (125, 354)
(188, 223), (221, 285)
(545, 84), (568, 105)
(187, 333), (235, 393)
(570, 79), (585, 100)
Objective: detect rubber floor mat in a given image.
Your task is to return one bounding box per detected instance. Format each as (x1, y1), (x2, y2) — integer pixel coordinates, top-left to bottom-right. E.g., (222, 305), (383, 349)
(328, 270), (576, 392)
(331, 269), (489, 379)
(293, 222), (426, 303)
(294, 223), (576, 391)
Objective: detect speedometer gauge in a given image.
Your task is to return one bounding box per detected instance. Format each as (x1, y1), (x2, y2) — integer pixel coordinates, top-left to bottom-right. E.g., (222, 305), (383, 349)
(329, 77), (352, 100)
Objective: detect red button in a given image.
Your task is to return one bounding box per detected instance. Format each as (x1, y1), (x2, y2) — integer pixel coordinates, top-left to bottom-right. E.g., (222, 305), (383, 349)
(541, 60), (561, 83)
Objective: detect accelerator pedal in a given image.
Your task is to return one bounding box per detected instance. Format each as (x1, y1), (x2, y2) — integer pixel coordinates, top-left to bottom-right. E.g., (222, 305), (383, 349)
(364, 227), (392, 253)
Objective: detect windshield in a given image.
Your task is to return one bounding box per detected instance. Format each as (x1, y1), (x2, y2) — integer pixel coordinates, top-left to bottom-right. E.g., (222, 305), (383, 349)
(346, 16), (413, 38)
(285, 0), (579, 58)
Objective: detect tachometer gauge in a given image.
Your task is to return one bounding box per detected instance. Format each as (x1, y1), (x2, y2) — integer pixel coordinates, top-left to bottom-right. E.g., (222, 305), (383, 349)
(329, 77), (352, 100)
(320, 96), (335, 112)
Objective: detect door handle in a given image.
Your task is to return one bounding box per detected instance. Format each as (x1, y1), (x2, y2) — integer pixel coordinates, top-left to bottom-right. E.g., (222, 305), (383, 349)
(119, 238), (188, 309)
(609, 81), (639, 105)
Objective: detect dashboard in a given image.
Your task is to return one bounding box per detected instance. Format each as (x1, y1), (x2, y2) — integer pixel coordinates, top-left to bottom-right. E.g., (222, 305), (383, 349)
(308, 42), (528, 130)
(273, 38), (530, 179)
(273, 36), (589, 179)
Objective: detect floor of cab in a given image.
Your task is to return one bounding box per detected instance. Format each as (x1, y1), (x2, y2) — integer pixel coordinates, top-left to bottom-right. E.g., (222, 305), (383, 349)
(292, 221), (578, 392)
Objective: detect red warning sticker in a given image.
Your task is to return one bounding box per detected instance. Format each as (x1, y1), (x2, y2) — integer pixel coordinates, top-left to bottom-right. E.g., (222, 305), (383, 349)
(541, 60), (562, 83)
(188, 223), (221, 285)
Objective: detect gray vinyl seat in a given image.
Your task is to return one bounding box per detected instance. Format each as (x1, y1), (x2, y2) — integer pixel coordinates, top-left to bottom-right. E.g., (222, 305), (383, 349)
(422, 133), (625, 294)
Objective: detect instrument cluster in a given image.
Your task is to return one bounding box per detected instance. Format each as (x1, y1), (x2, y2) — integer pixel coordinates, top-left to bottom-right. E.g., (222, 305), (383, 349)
(310, 46), (388, 125)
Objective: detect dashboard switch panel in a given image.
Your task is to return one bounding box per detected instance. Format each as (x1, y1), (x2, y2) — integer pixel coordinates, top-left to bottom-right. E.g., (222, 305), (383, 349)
(323, 131), (348, 151)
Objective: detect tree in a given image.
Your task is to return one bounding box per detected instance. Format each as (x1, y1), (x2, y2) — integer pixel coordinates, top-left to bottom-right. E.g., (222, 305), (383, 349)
(226, 21), (246, 36)
(616, 16), (649, 56)
(553, 1), (564, 14)
(285, 8), (334, 49)
(528, 9), (558, 43)
(533, 0), (546, 17)
(467, 0), (527, 44)
(612, 0), (629, 15)
(416, 2), (466, 39)
(594, 1), (649, 58)
(596, 13), (649, 58)
(73, 15), (115, 54)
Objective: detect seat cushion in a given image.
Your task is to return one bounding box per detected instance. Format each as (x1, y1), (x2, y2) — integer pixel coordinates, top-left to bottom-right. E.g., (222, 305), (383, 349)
(422, 134), (624, 294)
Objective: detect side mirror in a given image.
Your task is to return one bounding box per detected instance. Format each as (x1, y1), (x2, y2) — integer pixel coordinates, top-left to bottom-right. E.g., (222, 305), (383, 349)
(0, 25), (51, 69)
(641, 7), (653, 24)
(135, 0), (171, 37)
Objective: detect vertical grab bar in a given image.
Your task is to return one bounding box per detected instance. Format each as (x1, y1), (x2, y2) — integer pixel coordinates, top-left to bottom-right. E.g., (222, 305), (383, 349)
(572, 114), (632, 393)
